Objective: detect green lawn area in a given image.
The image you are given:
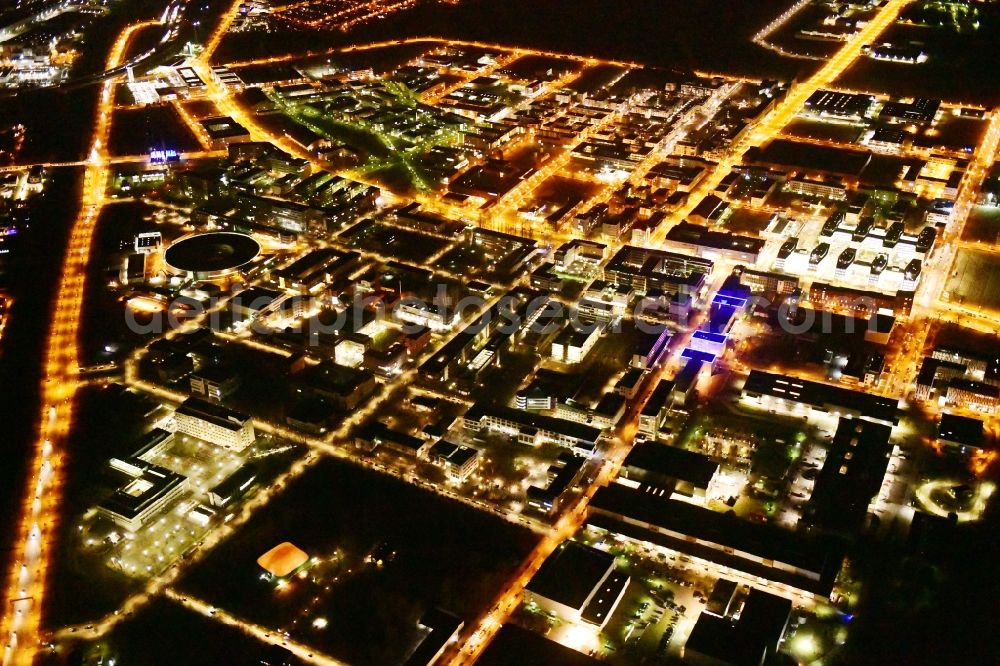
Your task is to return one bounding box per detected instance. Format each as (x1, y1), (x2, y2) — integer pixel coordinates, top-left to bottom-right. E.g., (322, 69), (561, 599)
(675, 407), (806, 455)
(900, 0), (982, 32)
(271, 87), (465, 194)
(751, 438), (798, 481)
(307, 114), (394, 158)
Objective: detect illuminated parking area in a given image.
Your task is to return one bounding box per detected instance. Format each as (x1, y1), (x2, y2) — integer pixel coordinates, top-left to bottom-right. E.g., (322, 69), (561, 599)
(83, 433), (250, 579)
(107, 510), (212, 578)
(1, 0), (999, 661)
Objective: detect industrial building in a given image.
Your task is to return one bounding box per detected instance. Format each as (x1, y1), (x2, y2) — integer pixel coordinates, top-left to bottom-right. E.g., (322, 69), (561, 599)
(741, 369), (898, 426)
(524, 541), (630, 629)
(619, 442), (720, 504)
(683, 585), (792, 666)
(589, 483), (846, 600)
(802, 418), (893, 537)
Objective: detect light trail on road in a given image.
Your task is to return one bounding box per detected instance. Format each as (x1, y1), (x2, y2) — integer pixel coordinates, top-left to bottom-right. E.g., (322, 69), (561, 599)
(0, 19), (160, 666)
(4, 0), (996, 662)
(444, 2), (916, 662)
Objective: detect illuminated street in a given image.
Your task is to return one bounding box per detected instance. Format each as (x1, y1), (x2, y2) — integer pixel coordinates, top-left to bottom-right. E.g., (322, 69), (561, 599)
(0, 0), (999, 663)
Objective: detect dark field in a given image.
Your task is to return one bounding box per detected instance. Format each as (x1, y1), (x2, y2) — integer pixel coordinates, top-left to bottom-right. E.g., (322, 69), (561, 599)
(108, 106), (202, 157)
(40, 597), (268, 666)
(215, 0), (812, 81)
(0, 87), (98, 164)
(783, 118), (866, 144)
(836, 8), (1000, 105)
(79, 201), (162, 365)
(960, 206), (1000, 245)
(41, 386), (154, 630)
(178, 456), (538, 665)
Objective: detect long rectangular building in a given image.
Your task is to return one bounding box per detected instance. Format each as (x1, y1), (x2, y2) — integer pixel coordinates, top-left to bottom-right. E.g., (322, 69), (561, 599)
(741, 369), (898, 425)
(419, 288), (540, 382)
(665, 221), (766, 264)
(271, 248), (359, 294)
(588, 483), (845, 599)
(639, 379), (675, 436)
(734, 266), (799, 296)
(809, 282), (914, 317)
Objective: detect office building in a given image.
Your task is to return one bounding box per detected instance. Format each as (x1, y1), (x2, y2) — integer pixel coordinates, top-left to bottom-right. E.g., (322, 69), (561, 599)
(428, 440), (480, 482)
(97, 458), (188, 532)
(173, 397), (256, 451)
(803, 418), (892, 537)
(463, 402), (602, 455)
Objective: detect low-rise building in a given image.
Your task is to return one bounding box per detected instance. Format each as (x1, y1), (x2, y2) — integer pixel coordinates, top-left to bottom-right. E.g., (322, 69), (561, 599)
(199, 116), (252, 149)
(527, 452), (585, 514)
(292, 361), (377, 410)
(945, 379), (999, 414)
(207, 464), (258, 508)
(257, 542), (310, 580)
(604, 245), (712, 298)
(803, 418), (892, 537)
(271, 248), (360, 294)
(589, 483), (845, 600)
(614, 368), (646, 400)
(189, 364), (241, 401)
(550, 322), (605, 364)
(639, 379), (675, 436)
(665, 221), (765, 264)
(478, 624), (600, 665)
(428, 440), (480, 482)
(684, 586), (792, 666)
(403, 609), (465, 666)
(463, 402), (602, 455)
(355, 422), (432, 458)
(631, 328), (671, 370)
(803, 90), (875, 120)
(936, 413), (987, 453)
(619, 442), (720, 504)
(97, 458), (188, 532)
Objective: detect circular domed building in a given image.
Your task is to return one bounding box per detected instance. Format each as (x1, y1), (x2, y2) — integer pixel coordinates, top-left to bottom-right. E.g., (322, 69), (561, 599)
(163, 231), (261, 280)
